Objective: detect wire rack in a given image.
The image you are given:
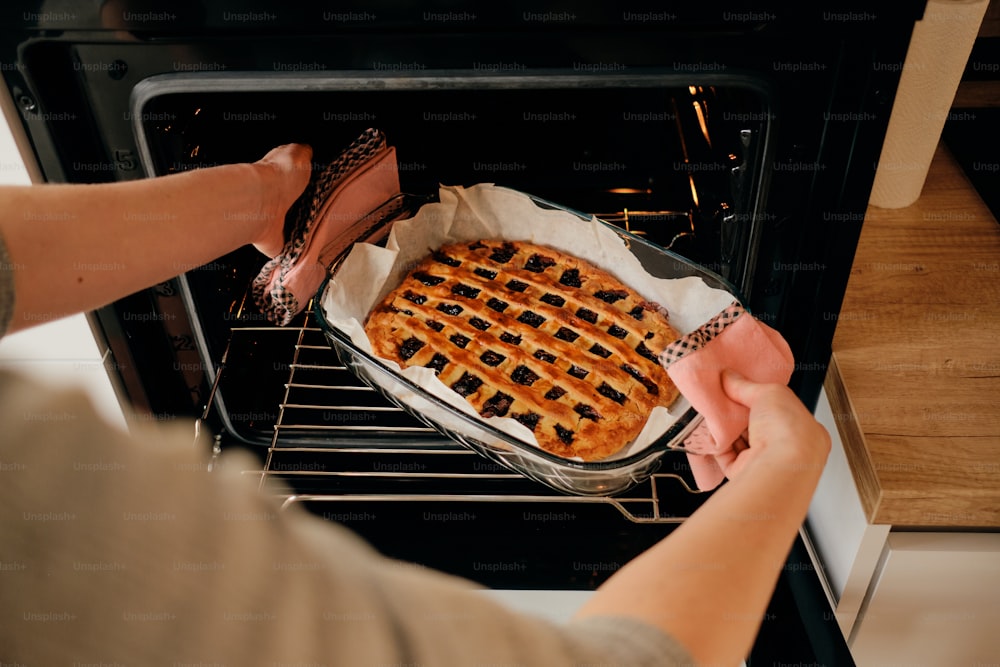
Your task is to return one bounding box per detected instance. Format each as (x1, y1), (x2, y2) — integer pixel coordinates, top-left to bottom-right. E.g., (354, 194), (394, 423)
(205, 308), (709, 525)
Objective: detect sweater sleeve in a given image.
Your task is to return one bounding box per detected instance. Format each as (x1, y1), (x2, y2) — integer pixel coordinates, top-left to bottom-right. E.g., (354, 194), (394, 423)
(0, 371), (695, 667)
(0, 231), (13, 337)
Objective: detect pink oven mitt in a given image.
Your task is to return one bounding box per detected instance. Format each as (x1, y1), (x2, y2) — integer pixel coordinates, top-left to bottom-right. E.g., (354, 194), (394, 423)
(253, 128), (400, 325)
(659, 301), (795, 490)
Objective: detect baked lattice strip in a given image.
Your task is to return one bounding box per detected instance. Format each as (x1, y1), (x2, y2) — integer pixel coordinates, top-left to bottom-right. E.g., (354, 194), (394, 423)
(365, 239), (681, 460)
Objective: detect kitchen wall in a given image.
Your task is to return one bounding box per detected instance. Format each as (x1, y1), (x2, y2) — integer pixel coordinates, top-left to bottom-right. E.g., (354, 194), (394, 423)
(0, 114), (126, 430)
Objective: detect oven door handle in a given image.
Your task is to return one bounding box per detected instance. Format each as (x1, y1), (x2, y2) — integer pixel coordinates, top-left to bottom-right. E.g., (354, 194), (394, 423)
(193, 331), (231, 472)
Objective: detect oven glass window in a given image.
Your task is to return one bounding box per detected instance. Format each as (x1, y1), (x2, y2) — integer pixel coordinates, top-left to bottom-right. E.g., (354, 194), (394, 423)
(139, 81), (768, 272)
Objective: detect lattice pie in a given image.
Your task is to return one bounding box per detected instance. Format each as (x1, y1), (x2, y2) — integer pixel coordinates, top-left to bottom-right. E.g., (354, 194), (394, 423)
(364, 240), (681, 460)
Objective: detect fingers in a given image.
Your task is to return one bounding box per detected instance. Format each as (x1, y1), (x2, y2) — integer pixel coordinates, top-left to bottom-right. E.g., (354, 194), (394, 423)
(258, 143), (313, 200)
(249, 144), (315, 258)
(723, 369), (832, 460)
(261, 142), (311, 159)
(721, 368), (799, 410)
(258, 143), (314, 170)
(283, 143), (313, 165)
(720, 368), (759, 408)
(716, 432), (750, 480)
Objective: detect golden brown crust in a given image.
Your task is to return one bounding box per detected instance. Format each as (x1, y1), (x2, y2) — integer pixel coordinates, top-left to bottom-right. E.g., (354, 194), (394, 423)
(364, 239), (681, 461)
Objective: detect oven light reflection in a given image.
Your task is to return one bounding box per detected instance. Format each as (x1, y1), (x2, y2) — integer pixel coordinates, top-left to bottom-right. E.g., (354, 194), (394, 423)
(230, 277), (253, 321)
(692, 100), (711, 147)
(688, 86), (713, 148)
(606, 187), (650, 195)
(621, 209), (647, 238)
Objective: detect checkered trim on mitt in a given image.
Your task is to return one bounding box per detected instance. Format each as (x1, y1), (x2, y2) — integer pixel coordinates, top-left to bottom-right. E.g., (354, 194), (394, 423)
(659, 301), (744, 367)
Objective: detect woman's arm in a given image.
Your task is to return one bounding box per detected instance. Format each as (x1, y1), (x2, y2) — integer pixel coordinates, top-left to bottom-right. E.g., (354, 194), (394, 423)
(574, 370), (832, 667)
(0, 144), (311, 333)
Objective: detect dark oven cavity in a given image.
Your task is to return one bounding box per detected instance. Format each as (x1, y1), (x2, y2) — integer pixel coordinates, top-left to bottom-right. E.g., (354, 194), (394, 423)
(131, 74), (768, 522)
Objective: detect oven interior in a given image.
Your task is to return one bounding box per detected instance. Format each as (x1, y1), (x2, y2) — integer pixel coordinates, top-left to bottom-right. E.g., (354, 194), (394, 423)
(129, 75), (769, 516)
(140, 77), (768, 287)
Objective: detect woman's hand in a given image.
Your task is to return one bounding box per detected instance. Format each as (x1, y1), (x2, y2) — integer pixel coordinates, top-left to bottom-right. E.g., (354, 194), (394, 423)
(719, 369), (831, 481)
(251, 143), (313, 257)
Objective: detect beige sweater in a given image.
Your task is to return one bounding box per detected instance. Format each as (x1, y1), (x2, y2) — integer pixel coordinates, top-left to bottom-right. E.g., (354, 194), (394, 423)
(0, 234), (692, 666)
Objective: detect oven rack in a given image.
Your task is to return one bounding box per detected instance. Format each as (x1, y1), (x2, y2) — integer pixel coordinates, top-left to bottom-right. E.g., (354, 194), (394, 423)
(208, 309), (709, 525)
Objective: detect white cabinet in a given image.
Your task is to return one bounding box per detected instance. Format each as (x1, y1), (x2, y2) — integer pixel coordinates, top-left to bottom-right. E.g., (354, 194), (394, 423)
(809, 389), (1000, 666)
(849, 533), (1000, 666)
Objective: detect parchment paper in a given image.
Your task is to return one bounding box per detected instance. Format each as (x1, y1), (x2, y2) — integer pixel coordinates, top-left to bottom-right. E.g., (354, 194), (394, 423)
(321, 184), (734, 460)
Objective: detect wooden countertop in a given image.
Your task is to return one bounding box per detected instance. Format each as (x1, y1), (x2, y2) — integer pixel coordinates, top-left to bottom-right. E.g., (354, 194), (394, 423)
(825, 143), (1000, 528)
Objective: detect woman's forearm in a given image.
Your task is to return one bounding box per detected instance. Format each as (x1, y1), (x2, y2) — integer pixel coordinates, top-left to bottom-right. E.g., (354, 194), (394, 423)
(0, 144), (311, 333)
(575, 375), (831, 667)
(0, 164), (273, 332)
(575, 449), (825, 666)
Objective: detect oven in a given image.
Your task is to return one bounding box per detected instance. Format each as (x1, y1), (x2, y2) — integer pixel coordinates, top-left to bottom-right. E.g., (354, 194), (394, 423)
(0, 2), (926, 663)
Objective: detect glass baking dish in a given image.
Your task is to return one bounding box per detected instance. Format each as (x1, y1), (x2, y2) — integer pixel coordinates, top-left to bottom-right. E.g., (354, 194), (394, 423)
(313, 190), (742, 496)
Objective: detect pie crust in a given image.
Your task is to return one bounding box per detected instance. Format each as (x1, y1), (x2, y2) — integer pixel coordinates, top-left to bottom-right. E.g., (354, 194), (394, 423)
(364, 239), (681, 460)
